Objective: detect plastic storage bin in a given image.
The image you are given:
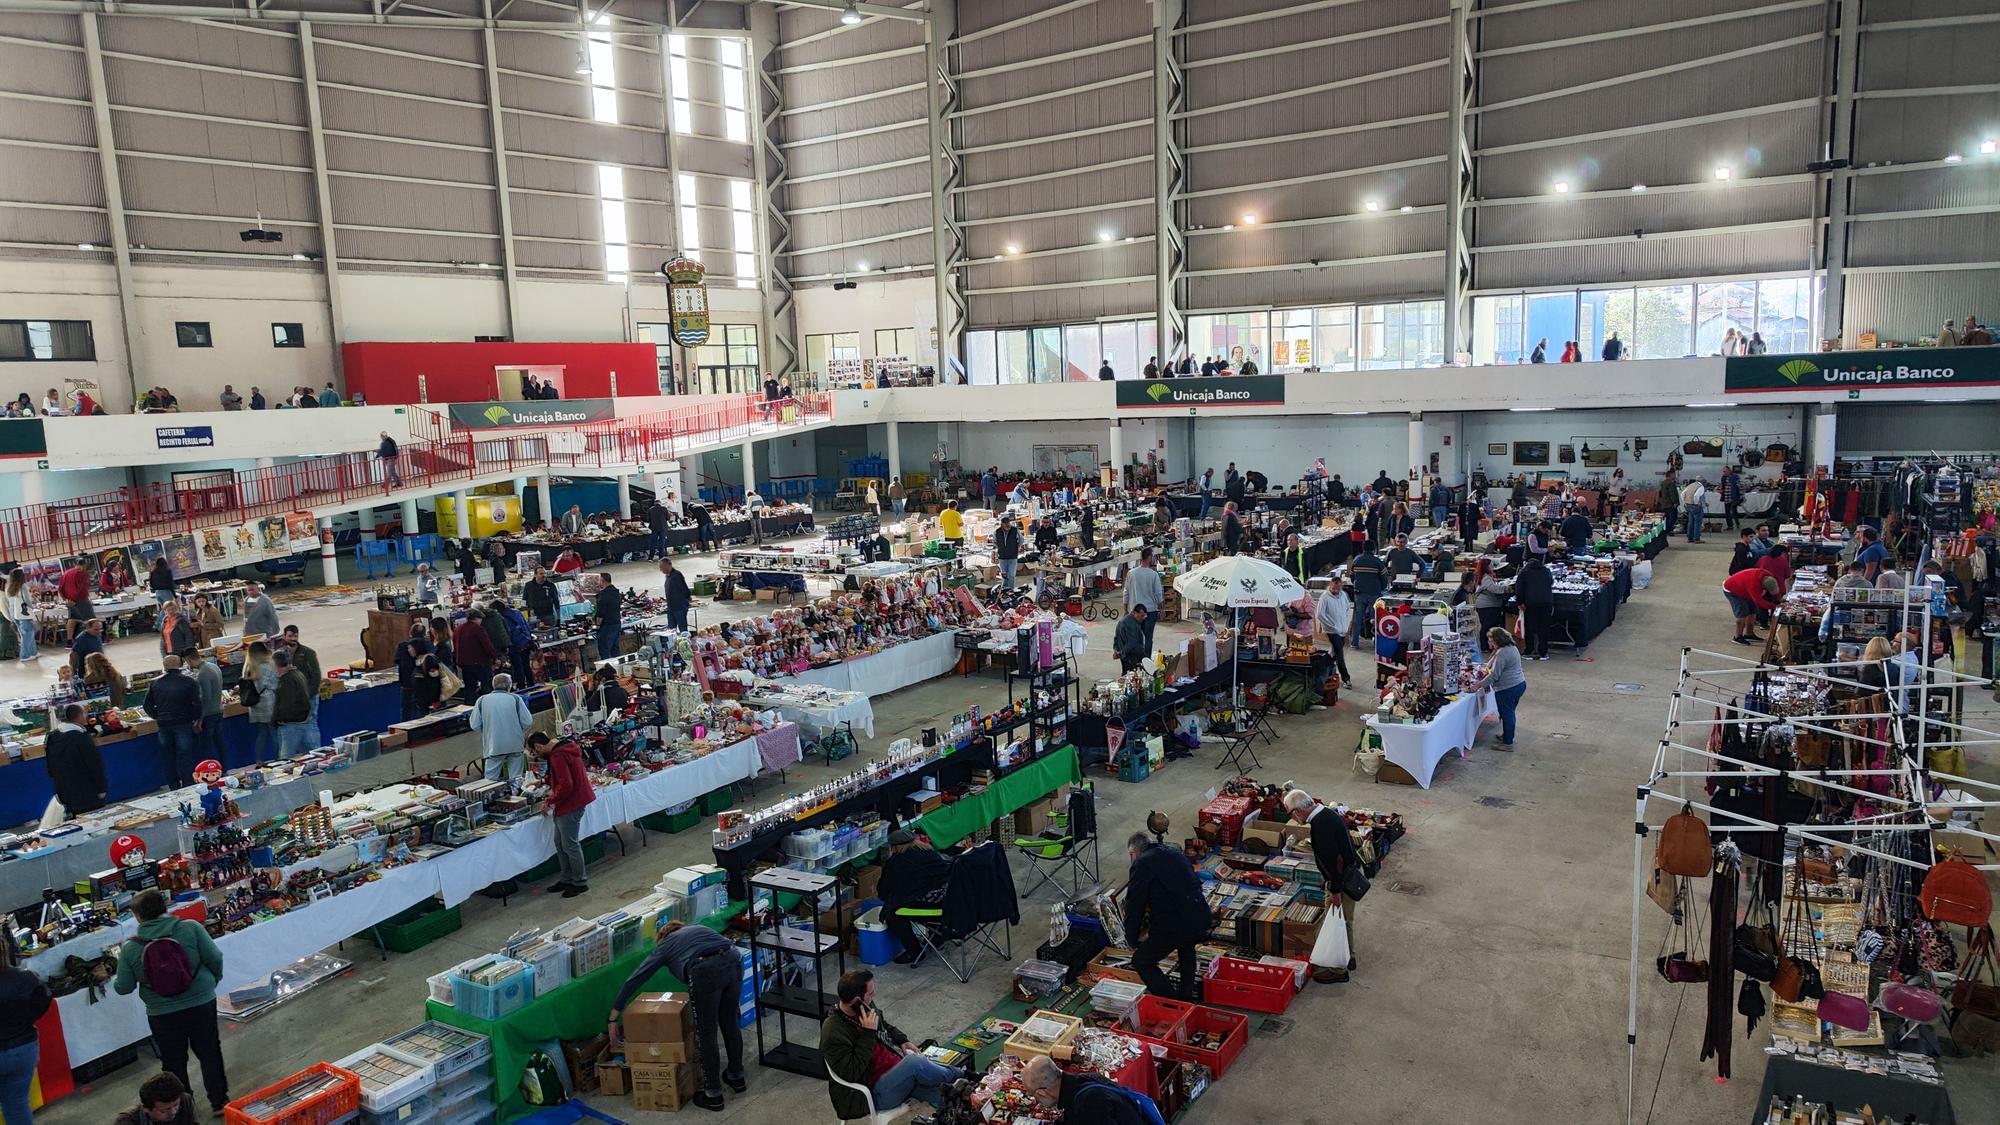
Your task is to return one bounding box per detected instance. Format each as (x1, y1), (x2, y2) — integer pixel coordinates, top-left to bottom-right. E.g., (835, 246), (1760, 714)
(854, 901), (896, 965)
(360, 902), (462, 954)
(447, 961), (535, 1021)
(224, 1063), (362, 1125)
(1013, 959), (1068, 1000)
(379, 1023), (491, 1084)
(1124, 995), (1193, 1050)
(551, 918), (612, 978)
(1161, 1004), (1249, 1077)
(597, 911), (643, 960)
(509, 937), (570, 997)
(334, 1046), (434, 1116)
(1088, 978), (1147, 1020)
(1202, 956), (1297, 1014)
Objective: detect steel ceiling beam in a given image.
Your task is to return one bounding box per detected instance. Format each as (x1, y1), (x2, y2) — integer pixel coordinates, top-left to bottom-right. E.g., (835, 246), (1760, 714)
(749, 5), (799, 383)
(1153, 0), (1186, 367)
(1444, 0), (1476, 363)
(926, 0), (965, 381)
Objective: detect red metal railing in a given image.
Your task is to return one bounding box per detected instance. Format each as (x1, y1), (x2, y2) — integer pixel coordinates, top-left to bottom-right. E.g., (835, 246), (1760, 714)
(0, 392), (833, 561)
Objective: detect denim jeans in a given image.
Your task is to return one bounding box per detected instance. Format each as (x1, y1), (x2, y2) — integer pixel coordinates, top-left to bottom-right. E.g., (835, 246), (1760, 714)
(14, 616), (35, 659)
(1494, 681), (1527, 743)
(596, 623), (621, 662)
(200, 713), (226, 761)
(893, 499), (906, 516)
(1685, 505), (1705, 541)
(1198, 493), (1210, 517)
(872, 1053), (962, 1110)
(251, 721), (277, 763)
(278, 722), (314, 756)
(0, 1040), (37, 1125)
(650, 530), (670, 557)
(998, 559), (1017, 589)
(304, 693), (321, 748)
(484, 752), (524, 782)
(554, 809), (587, 886)
(668, 605), (689, 631)
(160, 722), (198, 787)
(1431, 505), (1448, 529)
(383, 456), (402, 488)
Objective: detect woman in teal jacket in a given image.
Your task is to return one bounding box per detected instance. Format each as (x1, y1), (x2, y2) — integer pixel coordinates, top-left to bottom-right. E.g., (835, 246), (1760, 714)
(106, 891), (231, 1115)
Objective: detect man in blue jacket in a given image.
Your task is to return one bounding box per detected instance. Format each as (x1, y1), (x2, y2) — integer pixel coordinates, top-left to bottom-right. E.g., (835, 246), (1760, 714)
(1123, 831), (1211, 1000)
(497, 600), (535, 685)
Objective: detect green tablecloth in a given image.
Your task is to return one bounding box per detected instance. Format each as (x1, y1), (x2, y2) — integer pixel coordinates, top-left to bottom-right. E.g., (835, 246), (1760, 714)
(914, 745), (1081, 849)
(425, 910), (738, 1123)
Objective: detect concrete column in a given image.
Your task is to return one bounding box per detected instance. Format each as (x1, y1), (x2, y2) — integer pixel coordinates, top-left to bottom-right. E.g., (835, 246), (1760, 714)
(1108, 423), (1126, 493)
(453, 489), (472, 540)
(741, 440), (757, 496)
(1407, 413), (1425, 481)
(1811, 405), (1838, 472)
(884, 420), (901, 481)
(401, 499), (420, 534)
(318, 517), (339, 587)
(617, 472), (633, 519)
(537, 473), (553, 525)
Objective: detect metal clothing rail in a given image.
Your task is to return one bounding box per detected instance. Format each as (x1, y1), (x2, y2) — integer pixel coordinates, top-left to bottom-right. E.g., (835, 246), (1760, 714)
(0, 392), (833, 561)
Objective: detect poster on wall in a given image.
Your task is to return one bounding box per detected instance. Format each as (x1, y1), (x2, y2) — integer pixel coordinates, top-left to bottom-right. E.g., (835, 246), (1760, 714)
(285, 514), (321, 554)
(257, 517), (290, 556)
(1513, 441), (1551, 466)
(129, 540), (165, 578)
(1030, 444), (1099, 477)
(163, 533), (201, 579)
(95, 547), (134, 588)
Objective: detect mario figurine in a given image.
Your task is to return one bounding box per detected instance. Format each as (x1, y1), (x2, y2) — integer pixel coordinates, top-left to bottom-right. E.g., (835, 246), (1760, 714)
(109, 833), (148, 869)
(194, 759), (228, 824)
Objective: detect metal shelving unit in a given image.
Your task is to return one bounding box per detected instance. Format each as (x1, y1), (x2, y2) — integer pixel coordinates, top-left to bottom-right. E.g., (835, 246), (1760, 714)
(748, 867), (846, 1079)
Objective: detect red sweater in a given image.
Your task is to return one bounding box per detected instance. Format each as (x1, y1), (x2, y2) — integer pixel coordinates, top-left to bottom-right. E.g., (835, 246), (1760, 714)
(1723, 567), (1780, 610)
(453, 619), (498, 667)
(544, 741), (595, 817)
(58, 565), (90, 603)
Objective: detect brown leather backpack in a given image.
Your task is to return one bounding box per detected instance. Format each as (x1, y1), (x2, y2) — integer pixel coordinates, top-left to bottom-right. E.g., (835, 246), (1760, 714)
(1656, 805), (1712, 878)
(1921, 852), (1993, 927)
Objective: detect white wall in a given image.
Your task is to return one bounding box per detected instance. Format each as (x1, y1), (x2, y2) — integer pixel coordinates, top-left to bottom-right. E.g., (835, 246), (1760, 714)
(36, 404), (415, 470)
(1190, 415), (1409, 487)
(956, 419), (1117, 474)
(1460, 405), (1804, 486)
(794, 277), (937, 365)
(340, 273), (510, 343)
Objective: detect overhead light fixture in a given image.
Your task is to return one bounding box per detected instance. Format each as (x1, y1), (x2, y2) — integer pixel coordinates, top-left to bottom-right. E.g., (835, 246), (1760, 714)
(1241, 214), (1257, 225)
(1098, 230), (1114, 242)
(77, 242), (95, 251)
(1981, 139), (1997, 155)
(833, 279), (857, 290)
(993, 254), (1004, 260)
(1222, 224), (1234, 231)
(574, 47), (591, 76)
(1400, 205), (1413, 213)
(1003, 244), (1019, 255)
(1124, 235), (1136, 242)
(1631, 183), (1647, 192)
(839, 0), (862, 25)
(1334, 410), (1369, 416)
(1363, 199), (1380, 212)
(239, 227), (283, 243)
(292, 252), (308, 261)
(1713, 166), (1732, 181)
(1507, 407), (1554, 413)
(1944, 153), (1964, 164)
(1684, 402), (1738, 409)
(1551, 180), (1570, 194)
(856, 260), (869, 271)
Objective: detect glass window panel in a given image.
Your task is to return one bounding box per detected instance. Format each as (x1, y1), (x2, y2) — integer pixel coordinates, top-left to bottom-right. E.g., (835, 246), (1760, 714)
(1472, 295), (1521, 365)
(600, 201), (628, 246)
(1755, 277), (1813, 354)
(1271, 309), (1312, 371)
(1408, 301), (1444, 367)
(997, 330), (1030, 385)
(1581, 288), (1634, 360)
(1525, 293), (1577, 362)
(805, 334), (831, 384)
(967, 330), (998, 385)
(1695, 281), (1757, 354)
(1063, 325), (1099, 380)
(592, 87), (619, 124)
(1356, 305), (1389, 368)
(597, 165), (624, 200)
(1314, 306), (1355, 371)
(1206, 311), (1268, 370)
(731, 212), (754, 250)
(729, 180), (752, 211)
(1102, 322), (1137, 377)
(1031, 326), (1063, 383)
(1634, 285), (1693, 359)
(672, 101), (692, 134)
(1184, 316), (1214, 365)
(725, 110), (747, 143)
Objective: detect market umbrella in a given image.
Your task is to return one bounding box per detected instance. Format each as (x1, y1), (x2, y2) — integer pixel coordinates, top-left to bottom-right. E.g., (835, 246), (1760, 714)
(1171, 555), (1307, 705)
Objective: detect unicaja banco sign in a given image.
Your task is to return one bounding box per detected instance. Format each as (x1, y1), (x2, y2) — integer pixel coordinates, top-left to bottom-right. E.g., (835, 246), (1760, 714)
(447, 399), (616, 429)
(1115, 375), (1285, 409)
(1725, 348), (2000, 394)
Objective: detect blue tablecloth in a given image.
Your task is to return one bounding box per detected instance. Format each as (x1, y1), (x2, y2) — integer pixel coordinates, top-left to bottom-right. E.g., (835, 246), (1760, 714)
(1, 681), (401, 829)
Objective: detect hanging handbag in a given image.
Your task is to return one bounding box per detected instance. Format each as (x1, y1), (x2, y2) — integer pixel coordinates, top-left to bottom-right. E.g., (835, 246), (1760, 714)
(1879, 981), (1943, 1023)
(1818, 988), (1871, 1031)
(1952, 926), (2000, 1021)
(1775, 855), (1825, 1002)
(1732, 924), (1777, 982)
(1920, 851), (1993, 927)
(1647, 861), (1682, 917)
(1656, 803), (1712, 878)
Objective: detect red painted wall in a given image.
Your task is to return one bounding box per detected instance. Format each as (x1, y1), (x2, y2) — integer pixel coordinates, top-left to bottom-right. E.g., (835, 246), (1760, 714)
(341, 342), (661, 405)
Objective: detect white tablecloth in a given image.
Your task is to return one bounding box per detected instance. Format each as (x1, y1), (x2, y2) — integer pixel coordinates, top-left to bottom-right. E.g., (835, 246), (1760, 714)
(781, 630), (961, 696)
(45, 738), (762, 1062)
(746, 691), (877, 740)
(1365, 689), (1495, 789)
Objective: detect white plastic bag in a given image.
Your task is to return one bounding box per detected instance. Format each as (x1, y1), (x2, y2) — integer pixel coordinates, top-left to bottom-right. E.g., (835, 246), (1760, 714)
(1309, 904), (1350, 969)
(38, 795), (66, 831)
(1631, 558), (1653, 590)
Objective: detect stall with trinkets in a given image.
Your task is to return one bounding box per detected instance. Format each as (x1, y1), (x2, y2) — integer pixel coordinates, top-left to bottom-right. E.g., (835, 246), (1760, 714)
(1627, 647), (2000, 1125)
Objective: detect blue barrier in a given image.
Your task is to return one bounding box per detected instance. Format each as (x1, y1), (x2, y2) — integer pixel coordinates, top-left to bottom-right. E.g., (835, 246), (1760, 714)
(353, 539), (401, 579)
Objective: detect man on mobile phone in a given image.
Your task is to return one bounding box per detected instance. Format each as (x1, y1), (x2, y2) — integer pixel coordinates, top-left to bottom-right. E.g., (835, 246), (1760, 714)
(820, 970), (961, 1119)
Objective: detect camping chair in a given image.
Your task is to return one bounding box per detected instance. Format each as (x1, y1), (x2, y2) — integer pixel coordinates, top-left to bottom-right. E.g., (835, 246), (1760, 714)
(825, 1062), (915, 1125)
(893, 840), (1017, 983)
(1010, 783), (1100, 899)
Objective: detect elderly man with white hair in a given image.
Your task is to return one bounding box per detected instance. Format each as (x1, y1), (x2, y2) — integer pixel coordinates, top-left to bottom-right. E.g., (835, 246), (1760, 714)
(469, 671), (533, 781)
(1283, 788), (1366, 983)
(1017, 1054), (1162, 1124)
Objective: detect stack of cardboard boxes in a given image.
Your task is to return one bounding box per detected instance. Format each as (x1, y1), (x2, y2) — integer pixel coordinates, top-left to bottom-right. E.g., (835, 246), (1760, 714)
(601, 992), (699, 1112)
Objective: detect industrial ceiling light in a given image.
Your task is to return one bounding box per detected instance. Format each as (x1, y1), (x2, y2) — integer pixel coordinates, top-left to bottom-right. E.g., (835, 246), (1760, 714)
(833, 279), (857, 290)
(1240, 213), (1257, 225)
(1631, 183), (1647, 192)
(1400, 205), (1413, 213)
(856, 260), (869, 271)
(77, 242), (95, 251)
(1944, 153), (1964, 164)
(1003, 244), (1019, 254)
(1551, 180), (1570, 193)
(1098, 230), (1114, 242)
(239, 227), (283, 243)
(1982, 139), (1998, 155)
(1363, 199), (1380, 212)
(1713, 165), (1732, 181)
(840, 1), (862, 25)
(574, 47), (591, 75)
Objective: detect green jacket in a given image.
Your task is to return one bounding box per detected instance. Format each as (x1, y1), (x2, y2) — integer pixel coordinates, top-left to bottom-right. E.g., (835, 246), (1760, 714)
(290, 642), (322, 694)
(113, 915), (223, 1016)
(820, 1005), (908, 1120)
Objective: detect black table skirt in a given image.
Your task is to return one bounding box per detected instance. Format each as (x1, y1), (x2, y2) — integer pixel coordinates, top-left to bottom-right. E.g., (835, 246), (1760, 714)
(1753, 1055), (1954, 1125)
(1067, 660), (1235, 753)
(494, 511), (812, 567)
(1165, 493), (1306, 516)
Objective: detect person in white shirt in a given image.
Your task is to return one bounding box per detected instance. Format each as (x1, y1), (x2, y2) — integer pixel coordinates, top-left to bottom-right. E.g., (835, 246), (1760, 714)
(41, 388), (64, 416)
(1680, 479), (1708, 543)
(1314, 575), (1354, 687)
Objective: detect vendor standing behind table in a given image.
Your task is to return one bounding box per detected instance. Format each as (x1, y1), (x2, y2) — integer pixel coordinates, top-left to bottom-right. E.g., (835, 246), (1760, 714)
(1560, 509), (1594, 555)
(1515, 556), (1555, 660)
(1384, 533), (1421, 580)
(879, 829), (951, 964)
(43, 702), (106, 825)
(1123, 831), (1212, 1000)
(607, 920), (747, 1112)
(938, 500), (964, 544)
(394, 622), (432, 720)
(524, 566), (559, 627)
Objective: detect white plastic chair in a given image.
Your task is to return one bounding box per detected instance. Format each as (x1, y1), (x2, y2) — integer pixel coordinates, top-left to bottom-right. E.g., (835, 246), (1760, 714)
(825, 1061), (912, 1125)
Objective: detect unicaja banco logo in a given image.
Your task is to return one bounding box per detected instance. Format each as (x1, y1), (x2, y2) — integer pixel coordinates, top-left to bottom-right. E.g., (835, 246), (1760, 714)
(1777, 359), (1818, 384)
(483, 405), (512, 423)
(1146, 382), (1172, 402)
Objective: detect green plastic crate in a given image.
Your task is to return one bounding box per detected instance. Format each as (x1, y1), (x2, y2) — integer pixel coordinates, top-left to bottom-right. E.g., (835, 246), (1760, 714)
(360, 901), (461, 953)
(637, 808), (702, 834)
(699, 787), (736, 816)
(521, 835), (609, 882)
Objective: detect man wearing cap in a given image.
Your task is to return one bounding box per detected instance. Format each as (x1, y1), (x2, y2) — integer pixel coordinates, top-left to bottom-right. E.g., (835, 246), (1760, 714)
(607, 920), (745, 1112)
(879, 829), (950, 965)
(1722, 567), (1783, 646)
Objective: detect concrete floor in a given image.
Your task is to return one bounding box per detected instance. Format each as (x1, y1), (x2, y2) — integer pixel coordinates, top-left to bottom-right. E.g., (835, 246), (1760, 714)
(32, 536), (2000, 1124)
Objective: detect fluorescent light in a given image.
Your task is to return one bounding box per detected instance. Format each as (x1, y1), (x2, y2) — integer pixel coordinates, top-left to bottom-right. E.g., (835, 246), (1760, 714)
(839, 1), (862, 25)
(993, 254), (1004, 260)
(1003, 244), (1019, 255)
(856, 260), (869, 271)
(1222, 224), (1234, 231)
(1551, 180), (1570, 194)
(1944, 153), (1964, 164)
(1713, 166), (1732, 181)
(1400, 205), (1413, 213)
(1363, 199), (1380, 212)
(1631, 183), (1647, 192)
(1241, 214), (1257, 225)
(1684, 402), (1739, 409)
(76, 242), (95, 251)
(1098, 230), (1114, 242)
(292, 252), (308, 261)
(1124, 235), (1136, 242)
(1334, 410), (1369, 416)
(1982, 139), (1998, 155)
(1507, 407), (1554, 413)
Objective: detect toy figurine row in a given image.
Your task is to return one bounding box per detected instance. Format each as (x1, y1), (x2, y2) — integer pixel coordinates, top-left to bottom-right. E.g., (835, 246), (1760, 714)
(685, 574), (979, 681)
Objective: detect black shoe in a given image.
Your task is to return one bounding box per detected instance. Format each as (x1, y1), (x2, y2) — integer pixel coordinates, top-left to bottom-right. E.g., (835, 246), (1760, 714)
(547, 881), (573, 893)
(693, 1090), (726, 1112)
(562, 884), (588, 898)
(894, 950), (919, 965)
(724, 1072), (747, 1094)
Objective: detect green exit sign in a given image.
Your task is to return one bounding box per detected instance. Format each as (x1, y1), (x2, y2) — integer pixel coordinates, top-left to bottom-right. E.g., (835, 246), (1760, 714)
(1848, 389), (1861, 399)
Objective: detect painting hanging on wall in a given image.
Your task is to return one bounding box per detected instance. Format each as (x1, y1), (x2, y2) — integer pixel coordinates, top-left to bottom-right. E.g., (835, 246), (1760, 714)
(1513, 441), (1550, 466)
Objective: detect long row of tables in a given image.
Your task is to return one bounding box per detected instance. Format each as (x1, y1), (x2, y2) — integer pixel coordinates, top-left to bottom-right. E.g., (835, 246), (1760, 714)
(491, 510), (814, 568)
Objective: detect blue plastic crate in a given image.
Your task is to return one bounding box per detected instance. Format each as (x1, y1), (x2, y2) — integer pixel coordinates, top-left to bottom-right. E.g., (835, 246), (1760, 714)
(449, 962), (536, 1021)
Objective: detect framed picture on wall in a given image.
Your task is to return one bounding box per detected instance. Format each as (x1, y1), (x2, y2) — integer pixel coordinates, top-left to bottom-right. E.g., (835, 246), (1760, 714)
(1513, 441), (1550, 466)
(1583, 448), (1619, 468)
(1558, 444), (1576, 464)
(1486, 443), (1507, 456)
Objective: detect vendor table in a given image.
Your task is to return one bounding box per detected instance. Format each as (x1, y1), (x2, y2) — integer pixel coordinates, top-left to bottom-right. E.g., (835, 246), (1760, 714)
(1165, 492), (1305, 515)
(1364, 688), (1495, 789)
(493, 511), (813, 568)
(0, 680), (402, 830)
(1237, 651), (1338, 690)
(1550, 568), (1627, 650)
(1066, 660), (1235, 757)
(779, 630), (962, 696)
(742, 687), (876, 740)
(912, 745), (1082, 849)
(37, 738), (762, 1064)
(1752, 1055), (1955, 1125)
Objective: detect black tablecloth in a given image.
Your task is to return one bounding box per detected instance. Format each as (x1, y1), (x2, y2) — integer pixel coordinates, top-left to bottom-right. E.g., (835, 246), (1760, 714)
(1165, 492), (1306, 516)
(494, 511), (813, 567)
(1067, 660), (1235, 754)
(1753, 1056), (1955, 1125)
(1237, 652), (1338, 689)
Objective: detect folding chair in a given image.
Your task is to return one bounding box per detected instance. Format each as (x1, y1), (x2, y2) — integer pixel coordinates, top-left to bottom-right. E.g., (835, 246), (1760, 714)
(1010, 783), (1099, 899)
(1245, 694), (1282, 746)
(893, 840), (1016, 983)
(1211, 717), (1262, 773)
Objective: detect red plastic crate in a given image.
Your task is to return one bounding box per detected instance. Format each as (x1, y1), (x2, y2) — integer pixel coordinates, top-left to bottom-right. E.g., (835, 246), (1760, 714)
(1197, 796), (1256, 846)
(1124, 995), (1193, 1049)
(1202, 956), (1297, 1014)
(1163, 1004), (1249, 1078)
(223, 1063), (361, 1125)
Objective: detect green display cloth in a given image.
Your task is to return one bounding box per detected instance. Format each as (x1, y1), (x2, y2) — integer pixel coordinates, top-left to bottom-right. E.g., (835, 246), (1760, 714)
(915, 745), (1081, 849)
(425, 908), (740, 1123)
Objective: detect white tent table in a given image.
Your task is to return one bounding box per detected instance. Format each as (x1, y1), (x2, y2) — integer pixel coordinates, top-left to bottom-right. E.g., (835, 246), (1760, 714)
(1364, 688), (1495, 788)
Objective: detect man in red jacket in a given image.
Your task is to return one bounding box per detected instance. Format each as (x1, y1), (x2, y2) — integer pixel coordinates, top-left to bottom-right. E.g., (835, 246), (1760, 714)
(531, 731), (595, 898)
(451, 607), (499, 702)
(1721, 568), (1781, 646)
(57, 559), (95, 642)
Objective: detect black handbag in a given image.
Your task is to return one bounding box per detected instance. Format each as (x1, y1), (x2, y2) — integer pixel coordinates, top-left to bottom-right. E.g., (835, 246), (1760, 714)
(1340, 863), (1371, 901)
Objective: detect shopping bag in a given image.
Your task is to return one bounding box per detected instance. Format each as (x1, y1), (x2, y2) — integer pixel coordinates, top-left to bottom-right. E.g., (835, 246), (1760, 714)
(1309, 904), (1350, 969)
(38, 796), (66, 832)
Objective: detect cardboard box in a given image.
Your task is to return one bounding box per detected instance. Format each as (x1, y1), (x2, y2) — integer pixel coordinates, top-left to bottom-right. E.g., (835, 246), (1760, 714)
(598, 1061), (632, 1096)
(852, 863), (882, 904)
(1002, 1011), (1084, 1061)
(1013, 795), (1059, 836)
(561, 1036), (607, 1095)
(814, 899), (859, 940)
(631, 1063), (695, 1112)
(622, 992), (692, 1045)
(630, 1060), (694, 1088)
(1087, 948), (1142, 984)
(755, 588), (777, 602)
(1184, 636), (1209, 675)
(732, 589), (755, 601)
(627, 1036), (695, 1066)
(1239, 816), (1310, 852)
(1281, 916), (1322, 961)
